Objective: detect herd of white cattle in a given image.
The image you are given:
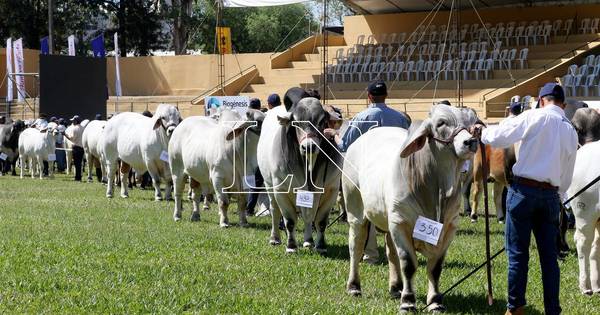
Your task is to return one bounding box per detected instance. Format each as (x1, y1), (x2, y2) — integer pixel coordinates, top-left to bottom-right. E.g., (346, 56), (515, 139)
(7, 90), (600, 311)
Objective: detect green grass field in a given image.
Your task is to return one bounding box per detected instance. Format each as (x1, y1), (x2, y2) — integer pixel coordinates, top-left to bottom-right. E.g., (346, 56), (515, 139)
(0, 173), (598, 314)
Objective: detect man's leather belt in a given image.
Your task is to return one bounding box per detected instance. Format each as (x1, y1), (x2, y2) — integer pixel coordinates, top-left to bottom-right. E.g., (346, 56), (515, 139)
(513, 176), (558, 191)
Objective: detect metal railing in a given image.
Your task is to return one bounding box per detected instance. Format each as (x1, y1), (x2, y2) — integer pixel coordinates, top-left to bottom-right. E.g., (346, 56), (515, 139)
(107, 100), (190, 114)
(190, 65), (257, 105)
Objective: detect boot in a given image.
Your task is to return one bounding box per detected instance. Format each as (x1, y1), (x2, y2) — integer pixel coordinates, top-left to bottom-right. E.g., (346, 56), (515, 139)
(505, 306), (525, 315)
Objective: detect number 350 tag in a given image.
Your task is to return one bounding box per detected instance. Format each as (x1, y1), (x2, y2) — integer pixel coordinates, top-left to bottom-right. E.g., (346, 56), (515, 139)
(413, 215), (444, 246)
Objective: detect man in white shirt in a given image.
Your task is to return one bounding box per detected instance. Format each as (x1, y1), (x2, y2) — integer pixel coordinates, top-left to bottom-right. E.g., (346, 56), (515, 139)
(64, 115), (85, 181)
(473, 83), (577, 315)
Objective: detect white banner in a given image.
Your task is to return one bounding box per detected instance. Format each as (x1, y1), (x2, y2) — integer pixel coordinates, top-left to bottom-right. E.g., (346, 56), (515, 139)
(6, 38), (13, 102)
(223, 0), (307, 7)
(68, 35), (75, 56)
(205, 96), (249, 116)
(114, 33), (122, 97)
(13, 38), (25, 102)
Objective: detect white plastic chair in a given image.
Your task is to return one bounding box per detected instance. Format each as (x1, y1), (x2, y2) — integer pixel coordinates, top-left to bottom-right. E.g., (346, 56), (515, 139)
(462, 59), (473, 80)
(510, 95), (520, 104)
(442, 60), (453, 80)
(384, 62), (396, 81)
(432, 60), (442, 80)
(563, 19), (573, 36)
(517, 48), (529, 69)
(415, 59), (425, 80)
(585, 55), (596, 68)
(333, 48), (345, 64)
(505, 48), (517, 69)
(369, 62), (386, 81)
(467, 50), (478, 61)
(423, 60), (434, 80)
(571, 74), (583, 96)
(394, 61), (405, 81)
(355, 35), (365, 47)
(472, 59), (485, 80)
(524, 25), (536, 45)
(591, 18), (600, 34)
(580, 18), (591, 34)
(404, 61), (415, 80)
(521, 95), (532, 109)
(581, 74), (595, 97)
(468, 41), (478, 52)
(568, 64), (578, 76)
(514, 26), (526, 45)
(490, 50), (500, 69)
(497, 49), (509, 69)
(539, 25), (552, 45)
(578, 64), (589, 76)
(552, 19), (562, 36)
(504, 26), (514, 46)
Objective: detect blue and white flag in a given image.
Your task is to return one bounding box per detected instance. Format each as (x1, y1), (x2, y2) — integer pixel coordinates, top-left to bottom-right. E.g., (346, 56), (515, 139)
(68, 35), (76, 56)
(114, 32), (122, 97)
(40, 36), (49, 55)
(91, 35), (105, 57)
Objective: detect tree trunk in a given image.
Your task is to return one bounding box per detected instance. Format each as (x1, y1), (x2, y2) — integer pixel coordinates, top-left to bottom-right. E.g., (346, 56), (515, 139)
(172, 0), (193, 55)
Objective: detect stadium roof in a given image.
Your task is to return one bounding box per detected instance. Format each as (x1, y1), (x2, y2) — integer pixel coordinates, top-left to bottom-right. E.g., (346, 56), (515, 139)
(342, 0), (597, 15)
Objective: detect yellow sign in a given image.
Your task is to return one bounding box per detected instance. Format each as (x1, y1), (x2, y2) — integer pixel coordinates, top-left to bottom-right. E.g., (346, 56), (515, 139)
(216, 27), (232, 54)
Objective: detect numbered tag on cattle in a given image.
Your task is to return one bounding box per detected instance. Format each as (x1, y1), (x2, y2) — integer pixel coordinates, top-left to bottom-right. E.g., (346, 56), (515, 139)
(160, 150), (169, 162)
(413, 216), (444, 246)
(0, 153), (7, 161)
(243, 175), (255, 190)
(296, 190), (314, 208)
(47, 153), (56, 162)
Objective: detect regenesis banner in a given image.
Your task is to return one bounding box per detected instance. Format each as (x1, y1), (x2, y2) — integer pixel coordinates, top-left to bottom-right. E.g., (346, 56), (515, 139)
(205, 96), (249, 116)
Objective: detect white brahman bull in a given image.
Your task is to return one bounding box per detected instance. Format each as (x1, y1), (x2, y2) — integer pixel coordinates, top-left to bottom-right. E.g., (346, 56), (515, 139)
(342, 105), (479, 312)
(102, 104), (181, 199)
(18, 122), (60, 179)
(567, 140), (600, 295)
(169, 109), (265, 226)
(82, 120), (107, 182)
(258, 88), (342, 253)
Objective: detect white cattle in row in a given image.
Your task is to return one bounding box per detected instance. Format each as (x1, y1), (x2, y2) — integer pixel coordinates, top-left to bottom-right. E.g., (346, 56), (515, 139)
(567, 140), (600, 295)
(342, 105), (479, 312)
(82, 120), (107, 182)
(102, 104), (181, 199)
(169, 109), (265, 226)
(258, 88), (342, 253)
(18, 122), (60, 179)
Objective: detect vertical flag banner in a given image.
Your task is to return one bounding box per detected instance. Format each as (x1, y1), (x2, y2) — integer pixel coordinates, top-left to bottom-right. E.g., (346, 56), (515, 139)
(13, 38), (25, 102)
(40, 37), (49, 55)
(68, 35), (76, 56)
(216, 27), (232, 54)
(91, 35), (105, 57)
(114, 33), (122, 97)
(6, 38), (13, 102)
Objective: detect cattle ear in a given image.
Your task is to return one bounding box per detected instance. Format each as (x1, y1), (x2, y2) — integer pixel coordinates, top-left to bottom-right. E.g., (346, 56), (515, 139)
(153, 117), (161, 130)
(226, 121), (254, 141)
(400, 120), (431, 158)
(277, 112), (292, 126)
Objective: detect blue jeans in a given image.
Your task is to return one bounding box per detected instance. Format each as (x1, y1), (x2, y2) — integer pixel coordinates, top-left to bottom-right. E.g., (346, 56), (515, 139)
(505, 182), (561, 314)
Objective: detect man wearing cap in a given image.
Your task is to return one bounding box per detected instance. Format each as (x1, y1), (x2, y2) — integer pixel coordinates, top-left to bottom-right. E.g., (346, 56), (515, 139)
(64, 115), (85, 181)
(472, 83), (577, 315)
(245, 98), (265, 216)
(324, 80), (411, 264)
(267, 94), (281, 110)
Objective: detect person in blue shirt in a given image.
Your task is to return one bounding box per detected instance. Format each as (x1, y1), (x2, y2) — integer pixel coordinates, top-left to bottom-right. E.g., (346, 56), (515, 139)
(324, 80), (411, 152)
(324, 80), (411, 264)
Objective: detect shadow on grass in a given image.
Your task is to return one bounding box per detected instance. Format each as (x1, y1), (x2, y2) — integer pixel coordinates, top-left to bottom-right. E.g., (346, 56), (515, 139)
(441, 292), (543, 314)
(456, 228), (505, 236)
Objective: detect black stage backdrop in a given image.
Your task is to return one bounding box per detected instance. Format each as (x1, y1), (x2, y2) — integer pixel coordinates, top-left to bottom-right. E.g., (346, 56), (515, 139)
(39, 55), (107, 120)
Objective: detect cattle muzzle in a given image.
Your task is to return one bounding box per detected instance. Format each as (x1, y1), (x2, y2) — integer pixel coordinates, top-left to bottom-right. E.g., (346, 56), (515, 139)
(299, 133), (321, 155)
(162, 121), (178, 136)
(430, 126), (478, 152)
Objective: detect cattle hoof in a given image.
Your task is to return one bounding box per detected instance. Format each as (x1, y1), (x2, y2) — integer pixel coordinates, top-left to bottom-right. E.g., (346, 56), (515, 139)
(399, 303), (417, 313)
(347, 288), (362, 297)
(174, 216), (181, 222)
(155, 197), (163, 201)
(203, 205), (210, 211)
(285, 247), (298, 254)
(427, 303), (446, 313)
(470, 218), (477, 223)
(389, 290), (402, 299)
(269, 238), (282, 246)
(220, 223), (230, 228)
(303, 241), (314, 248)
(190, 212), (200, 222)
(106, 194), (113, 198)
(121, 195), (129, 199)
(582, 289), (593, 296)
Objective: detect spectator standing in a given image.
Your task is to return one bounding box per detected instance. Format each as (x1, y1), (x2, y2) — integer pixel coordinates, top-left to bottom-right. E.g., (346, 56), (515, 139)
(475, 83), (577, 315)
(64, 115), (85, 181)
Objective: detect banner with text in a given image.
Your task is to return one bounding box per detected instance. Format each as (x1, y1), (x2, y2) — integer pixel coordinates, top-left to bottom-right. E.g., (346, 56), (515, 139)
(114, 33), (122, 97)
(68, 35), (76, 56)
(6, 38), (13, 102)
(205, 96), (249, 116)
(13, 38), (25, 102)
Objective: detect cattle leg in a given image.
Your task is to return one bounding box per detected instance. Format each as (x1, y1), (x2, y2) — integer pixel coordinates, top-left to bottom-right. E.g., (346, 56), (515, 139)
(558, 205), (571, 258)
(105, 161), (117, 198)
(470, 180), (482, 222)
(86, 153), (94, 182)
(47, 157), (54, 179)
(591, 224), (600, 294)
(462, 180), (472, 216)
(389, 224), (419, 312)
(346, 220), (369, 296)
(237, 192), (249, 228)
(37, 156), (43, 180)
(119, 162), (131, 198)
(493, 182), (505, 222)
(269, 192), (282, 246)
(19, 156), (23, 179)
(315, 191), (337, 253)
(575, 222), (595, 295)
(426, 254), (447, 312)
(386, 232), (402, 299)
(147, 163), (164, 201)
(190, 179), (203, 222)
(217, 193), (230, 228)
(172, 171), (186, 221)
